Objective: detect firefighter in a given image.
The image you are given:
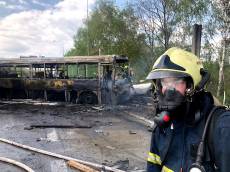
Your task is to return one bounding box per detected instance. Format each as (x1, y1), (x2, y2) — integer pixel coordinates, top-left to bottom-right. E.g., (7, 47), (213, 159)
(146, 47), (230, 172)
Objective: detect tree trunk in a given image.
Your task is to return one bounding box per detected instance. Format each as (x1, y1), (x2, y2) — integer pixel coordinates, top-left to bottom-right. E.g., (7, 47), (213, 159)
(217, 40), (226, 97)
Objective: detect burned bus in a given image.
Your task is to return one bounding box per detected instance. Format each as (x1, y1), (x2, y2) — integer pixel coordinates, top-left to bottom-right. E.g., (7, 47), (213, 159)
(0, 55), (133, 104)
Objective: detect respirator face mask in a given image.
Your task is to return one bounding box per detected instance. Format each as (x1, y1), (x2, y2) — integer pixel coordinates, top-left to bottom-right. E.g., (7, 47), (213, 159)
(153, 78), (187, 127)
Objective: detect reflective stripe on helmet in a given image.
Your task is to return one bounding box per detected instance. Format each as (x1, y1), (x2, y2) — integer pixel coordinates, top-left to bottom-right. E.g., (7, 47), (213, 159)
(153, 55), (185, 71)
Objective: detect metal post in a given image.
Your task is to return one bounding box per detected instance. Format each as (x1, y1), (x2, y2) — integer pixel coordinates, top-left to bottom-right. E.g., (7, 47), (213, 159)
(84, 64), (87, 78)
(44, 90), (47, 101)
(63, 63), (66, 79)
(192, 24), (202, 57)
(44, 63), (46, 79)
(66, 64), (68, 78)
(97, 63), (101, 104)
(76, 63), (79, 77)
(30, 65), (32, 79)
(85, 64), (88, 77)
(65, 90), (70, 102)
(111, 63), (116, 105)
(20, 66), (22, 77)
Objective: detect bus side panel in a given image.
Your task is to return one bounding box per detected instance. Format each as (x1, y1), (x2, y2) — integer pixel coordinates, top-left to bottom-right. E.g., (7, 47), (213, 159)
(72, 79), (98, 91)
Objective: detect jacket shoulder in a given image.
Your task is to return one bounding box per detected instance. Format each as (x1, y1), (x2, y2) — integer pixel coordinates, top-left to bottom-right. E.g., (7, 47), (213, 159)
(216, 109), (230, 128)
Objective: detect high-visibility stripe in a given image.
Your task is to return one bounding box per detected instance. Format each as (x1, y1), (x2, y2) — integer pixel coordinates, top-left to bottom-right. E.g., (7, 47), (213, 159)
(161, 165), (174, 172)
(147, 152), (162, 165)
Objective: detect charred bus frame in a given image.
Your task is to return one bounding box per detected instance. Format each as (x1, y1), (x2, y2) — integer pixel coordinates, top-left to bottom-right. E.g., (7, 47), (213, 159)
(0, 55), (132, 104)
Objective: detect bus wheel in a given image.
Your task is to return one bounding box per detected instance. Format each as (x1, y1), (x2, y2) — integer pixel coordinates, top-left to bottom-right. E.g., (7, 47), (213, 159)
(78, 91), (98, 104)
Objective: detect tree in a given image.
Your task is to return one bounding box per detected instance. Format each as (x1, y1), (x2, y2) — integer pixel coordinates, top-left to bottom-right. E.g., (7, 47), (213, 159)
(133, 0), (209, 54)
(211, 0), (230, 100)
(66, 0), (146, 63)
(133, 0), (176, 53)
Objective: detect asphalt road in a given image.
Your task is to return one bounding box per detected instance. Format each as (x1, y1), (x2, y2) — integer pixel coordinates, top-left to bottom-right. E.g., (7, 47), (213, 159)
(0, 101), (153, 172)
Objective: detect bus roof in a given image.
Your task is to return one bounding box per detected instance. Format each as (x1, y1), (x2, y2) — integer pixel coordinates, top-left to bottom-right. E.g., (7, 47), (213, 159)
(0, 55), (128, 65)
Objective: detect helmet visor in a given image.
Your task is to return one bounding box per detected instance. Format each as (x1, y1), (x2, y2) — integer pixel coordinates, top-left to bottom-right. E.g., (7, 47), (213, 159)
(160, 77), (186, 88)
(146, 70), (189, 80)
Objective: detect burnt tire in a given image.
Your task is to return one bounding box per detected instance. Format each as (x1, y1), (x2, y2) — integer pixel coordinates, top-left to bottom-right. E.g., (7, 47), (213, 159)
(78, 91), (98, 104)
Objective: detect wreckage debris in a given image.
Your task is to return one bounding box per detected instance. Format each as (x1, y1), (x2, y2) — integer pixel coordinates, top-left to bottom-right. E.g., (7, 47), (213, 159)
(111, 159), (129, 171)
(129, 130), (137, 134)
(29, 124), (92, 129)
(0, 55), (133, 105)
(67, 160), (99, 172)
(0, 90), (155, 172)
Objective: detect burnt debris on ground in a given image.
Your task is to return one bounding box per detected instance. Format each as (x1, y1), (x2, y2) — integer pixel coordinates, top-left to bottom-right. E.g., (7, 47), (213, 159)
(0, 93), (155, 172)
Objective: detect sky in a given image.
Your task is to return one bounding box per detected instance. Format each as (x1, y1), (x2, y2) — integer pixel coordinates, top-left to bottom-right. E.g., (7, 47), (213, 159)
(0, 0), (110, 58)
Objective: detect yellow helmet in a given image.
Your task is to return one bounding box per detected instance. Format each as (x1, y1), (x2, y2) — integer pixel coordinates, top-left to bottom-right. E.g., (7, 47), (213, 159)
(146, 47), (204, 89)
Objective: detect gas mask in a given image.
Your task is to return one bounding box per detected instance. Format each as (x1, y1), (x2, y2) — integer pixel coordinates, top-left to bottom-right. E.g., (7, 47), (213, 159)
(153, 78), (187, 128)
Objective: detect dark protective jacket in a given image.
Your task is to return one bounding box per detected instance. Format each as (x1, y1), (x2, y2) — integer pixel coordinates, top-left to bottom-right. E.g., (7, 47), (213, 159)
(147, 92), (230, 172)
